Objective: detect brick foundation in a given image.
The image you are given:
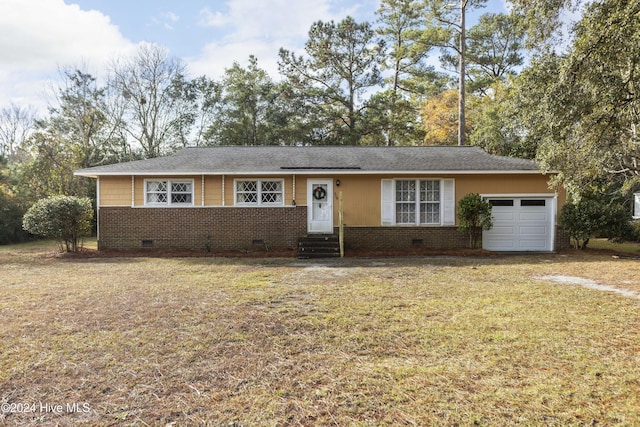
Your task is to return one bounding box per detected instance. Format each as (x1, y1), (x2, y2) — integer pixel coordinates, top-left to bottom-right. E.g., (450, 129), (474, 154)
(341, 226), (469, 249)
(98, 207), (307, 251)
(98, 207), (569, 252)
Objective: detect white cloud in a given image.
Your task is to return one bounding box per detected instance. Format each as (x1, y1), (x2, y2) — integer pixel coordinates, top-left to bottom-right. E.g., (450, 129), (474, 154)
(151, 11), (180, 30)
(188, 0), (360, 79)
(0, 0), (135, 110)
(198, 8), (231, 28)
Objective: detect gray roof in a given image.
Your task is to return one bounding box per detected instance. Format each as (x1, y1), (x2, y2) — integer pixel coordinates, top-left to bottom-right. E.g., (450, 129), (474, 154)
(75, 146), (541, 177)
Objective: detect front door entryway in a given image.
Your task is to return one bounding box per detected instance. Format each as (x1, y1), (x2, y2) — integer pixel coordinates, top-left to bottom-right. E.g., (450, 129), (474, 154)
(307, 179), (333, 233)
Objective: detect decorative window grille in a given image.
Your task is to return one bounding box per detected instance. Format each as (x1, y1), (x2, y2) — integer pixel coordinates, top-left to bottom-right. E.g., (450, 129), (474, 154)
(235, 180), (284, 206)
(236, 181), (258, 204)
(261, 181), (283, 204)
(146, 181), (168, 204)
(171, 182), (192, 204)
(145, 180), (193, 206)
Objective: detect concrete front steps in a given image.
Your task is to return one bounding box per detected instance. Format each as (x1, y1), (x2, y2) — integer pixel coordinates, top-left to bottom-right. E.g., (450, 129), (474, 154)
(297, 235), (340, 258)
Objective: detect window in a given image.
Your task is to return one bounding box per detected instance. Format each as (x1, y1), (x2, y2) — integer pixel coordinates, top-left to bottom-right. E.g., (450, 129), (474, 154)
(145, 180), (193, 206)
(521, 199), (546, 207)
(489, 199), (514, 207)
(236, 181), (258, 204)
(235, 179), (284, 206)
(395, 180), (416, 224)
(395, 180), (441, 225)
(420, 180), (440, 224)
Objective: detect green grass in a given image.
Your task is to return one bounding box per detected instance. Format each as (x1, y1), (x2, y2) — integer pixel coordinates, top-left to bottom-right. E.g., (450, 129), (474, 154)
(0, 243), (639, 426)
(588, 238), (640, 254)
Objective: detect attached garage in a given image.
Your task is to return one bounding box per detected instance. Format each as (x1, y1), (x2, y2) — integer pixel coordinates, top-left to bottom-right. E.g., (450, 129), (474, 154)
(482, 196), (556, 252)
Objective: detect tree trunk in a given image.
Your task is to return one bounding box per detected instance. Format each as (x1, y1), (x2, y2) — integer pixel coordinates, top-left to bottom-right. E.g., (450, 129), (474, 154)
(458, 0), (466, 146)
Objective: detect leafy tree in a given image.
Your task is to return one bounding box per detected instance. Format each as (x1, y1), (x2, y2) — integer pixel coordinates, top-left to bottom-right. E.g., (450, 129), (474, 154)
(278, 17), (385, 145)
(469, 79), (537, 159)
(375, 0), (447, 145)
(560, 199), (598, 249)
(442, 13), (525, 95)
(22, 195), (93, 252)
(16, 128), (87, 201)
(517, 0), (640, 198)
(182, 75), (222, 147)
(0, 103), (36, 162)
(469, 81), (512, 155)
(560, 196), (631, 249)
(359, 90), (427, 145)
(14, 69), (117, 202)
(0, 161), (30, 244)
(206, 56), (287, 145)
(507, 0), (581, 51)
(457, 193), (492, 248)
(376, 0), (447, 99)
(420, 89), (475, 145)
(107, 43), (194, 158)
(424, 0), (488, 146)
(0, 188), (28, 245)
(485, 54), (563, 161)
(49, 69), (123, 168)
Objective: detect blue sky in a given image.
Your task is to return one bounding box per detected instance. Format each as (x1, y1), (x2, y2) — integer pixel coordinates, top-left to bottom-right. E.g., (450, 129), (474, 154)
(0, 0), (508, 113)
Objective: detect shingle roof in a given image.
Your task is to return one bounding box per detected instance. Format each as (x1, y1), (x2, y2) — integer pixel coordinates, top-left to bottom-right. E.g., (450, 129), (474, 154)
(75, 146), (541, 177)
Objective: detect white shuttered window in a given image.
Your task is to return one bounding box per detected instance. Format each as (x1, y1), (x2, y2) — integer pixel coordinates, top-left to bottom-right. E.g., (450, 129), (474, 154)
(381, 179), (455, 226)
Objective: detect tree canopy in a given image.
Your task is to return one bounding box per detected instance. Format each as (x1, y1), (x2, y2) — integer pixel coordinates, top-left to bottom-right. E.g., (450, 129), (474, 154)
(278, 17), (385, 145)
(512, 0), (640, 199)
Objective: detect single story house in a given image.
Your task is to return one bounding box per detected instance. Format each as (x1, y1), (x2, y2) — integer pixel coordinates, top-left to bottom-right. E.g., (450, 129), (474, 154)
(74, 146), (569, 253)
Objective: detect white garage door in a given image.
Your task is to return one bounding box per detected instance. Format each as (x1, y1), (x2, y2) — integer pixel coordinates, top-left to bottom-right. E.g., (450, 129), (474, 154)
(483, 197), (555, 252)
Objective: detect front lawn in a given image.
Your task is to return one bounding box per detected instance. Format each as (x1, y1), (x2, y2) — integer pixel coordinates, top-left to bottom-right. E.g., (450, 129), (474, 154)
(587, 238), (640, 255)
(1, 243), (639, 425)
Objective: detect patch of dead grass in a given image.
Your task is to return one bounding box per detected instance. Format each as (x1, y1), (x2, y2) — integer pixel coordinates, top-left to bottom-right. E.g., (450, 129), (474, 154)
(0, 246), (639, 425)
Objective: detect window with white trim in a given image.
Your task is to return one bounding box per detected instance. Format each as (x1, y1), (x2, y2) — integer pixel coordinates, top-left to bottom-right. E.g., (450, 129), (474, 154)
(235, 179), (284, 206)
(395, 179), (441, 225)
(145, 180), (193, 206)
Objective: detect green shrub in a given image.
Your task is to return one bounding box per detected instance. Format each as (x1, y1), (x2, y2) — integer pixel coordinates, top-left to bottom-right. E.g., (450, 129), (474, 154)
(22, 196), (93, 252)
(629, 220), (640, 242)
(560, 197), (631, 249)
(0, 188), (31, 245)
(457, 193), (493, 249)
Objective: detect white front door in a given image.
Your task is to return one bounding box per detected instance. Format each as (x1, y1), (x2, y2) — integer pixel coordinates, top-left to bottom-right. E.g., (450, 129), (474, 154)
(307, 179), (333, 233)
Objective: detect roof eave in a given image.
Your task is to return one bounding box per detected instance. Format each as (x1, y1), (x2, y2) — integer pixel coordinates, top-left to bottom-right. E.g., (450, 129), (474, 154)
(75, 169), (548, 177)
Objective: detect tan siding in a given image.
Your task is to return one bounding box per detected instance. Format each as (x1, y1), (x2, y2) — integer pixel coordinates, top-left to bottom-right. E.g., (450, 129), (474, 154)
(194, 176), (203, 206)
(133, 177), (143, 206)
(334, 175), (381, 227)
(204, 176), (222, 206)
(224, 176), (233, 206)
(454, 174), (555, 198)
(99, 176), (132, 206)
(295, 175), (307, 205)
